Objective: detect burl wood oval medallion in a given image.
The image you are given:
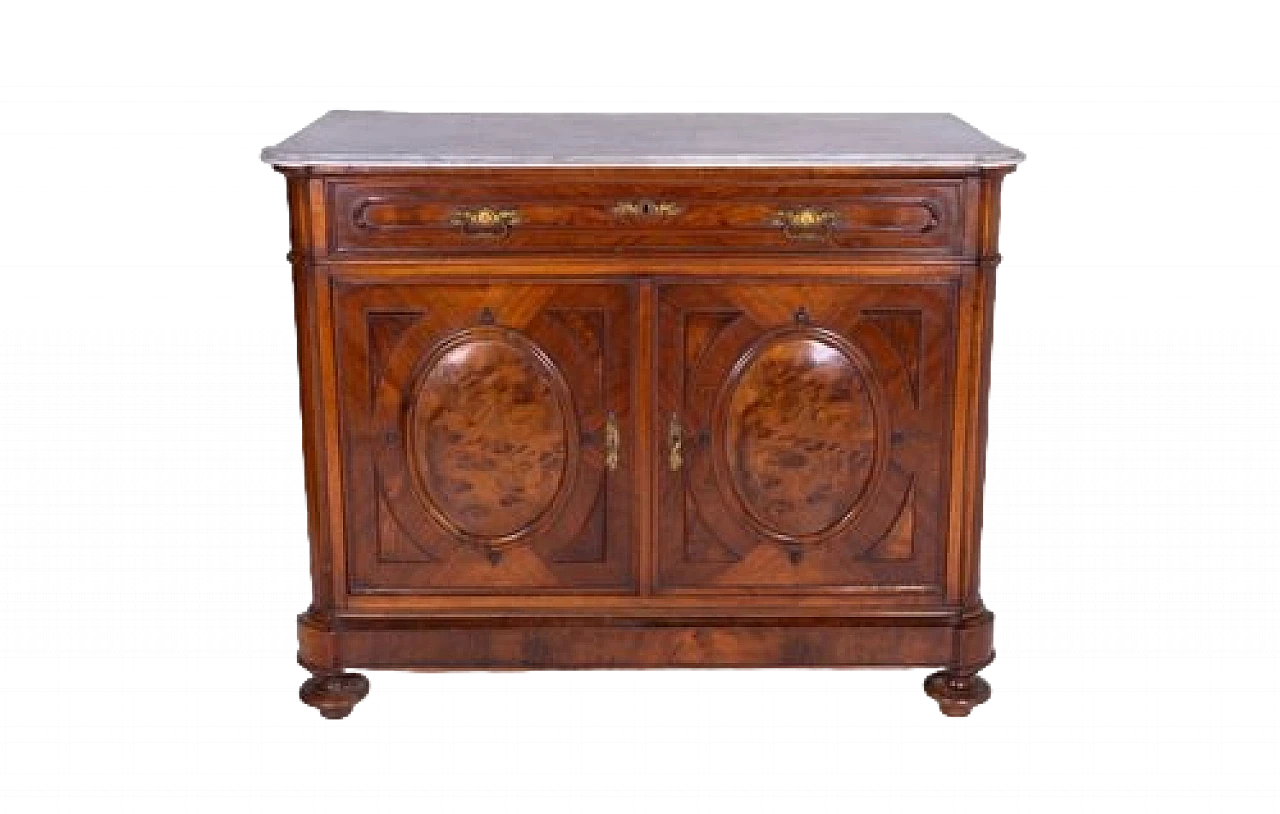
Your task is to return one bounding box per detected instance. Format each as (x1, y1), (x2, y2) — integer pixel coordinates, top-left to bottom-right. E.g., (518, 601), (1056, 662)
(406, 327), (577, 543)
(718, 330), (885, 543)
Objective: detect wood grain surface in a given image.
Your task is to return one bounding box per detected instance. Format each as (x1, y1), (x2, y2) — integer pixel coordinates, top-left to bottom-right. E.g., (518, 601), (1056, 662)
(277, 164), (1014, 718)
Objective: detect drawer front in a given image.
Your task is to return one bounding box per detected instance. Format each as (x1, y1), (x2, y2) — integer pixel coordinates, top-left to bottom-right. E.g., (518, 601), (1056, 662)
(652, 279), (958, 595)
(333, 279), (636, 594)
(328, 178), (966, 256)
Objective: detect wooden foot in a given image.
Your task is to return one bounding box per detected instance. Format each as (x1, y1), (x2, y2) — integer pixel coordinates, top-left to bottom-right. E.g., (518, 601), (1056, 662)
(300, 672), (369, 720)
(924, 666), (992, 717)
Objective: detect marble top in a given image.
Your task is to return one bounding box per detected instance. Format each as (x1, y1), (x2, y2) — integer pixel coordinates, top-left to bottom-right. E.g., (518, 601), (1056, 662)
(261, 111), (1024, 168)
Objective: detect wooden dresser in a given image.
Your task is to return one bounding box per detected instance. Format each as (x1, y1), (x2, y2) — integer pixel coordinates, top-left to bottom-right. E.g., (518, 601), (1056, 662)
(262, 112), (1023, 718)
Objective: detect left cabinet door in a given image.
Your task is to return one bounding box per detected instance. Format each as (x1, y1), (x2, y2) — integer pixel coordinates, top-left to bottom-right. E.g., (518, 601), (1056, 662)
(333, 279), (635, 594)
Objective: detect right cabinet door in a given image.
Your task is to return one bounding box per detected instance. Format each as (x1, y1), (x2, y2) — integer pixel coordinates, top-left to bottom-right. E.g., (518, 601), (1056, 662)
(653, 279), (958, 594)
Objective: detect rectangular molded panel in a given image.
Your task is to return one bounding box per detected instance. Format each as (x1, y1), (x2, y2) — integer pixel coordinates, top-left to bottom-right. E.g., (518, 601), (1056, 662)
(652, 278), (959, 595)
(327, 176), (966, 256)
(332, 279), (636, 594)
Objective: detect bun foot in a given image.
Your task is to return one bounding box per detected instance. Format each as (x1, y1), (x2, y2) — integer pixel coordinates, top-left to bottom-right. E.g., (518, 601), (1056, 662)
(924, 669), (991, 717)
(300, 672), (369, 720)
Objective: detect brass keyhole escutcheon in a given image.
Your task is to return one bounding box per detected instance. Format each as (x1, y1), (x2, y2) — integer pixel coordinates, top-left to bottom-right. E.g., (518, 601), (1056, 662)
(449, 206), (521, 237)
(604, 412), (620, 472)
(668, 413), (684, 472)
(613, 200), (684, 220)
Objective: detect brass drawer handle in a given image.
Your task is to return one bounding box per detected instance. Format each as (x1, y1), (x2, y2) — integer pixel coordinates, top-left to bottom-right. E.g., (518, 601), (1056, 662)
(668, 413), (684, 472)
(449, 206), (521, 237)
(604, 411), (620, 471)
(772, 206), (838, 240)
(613, 200), (683, 220)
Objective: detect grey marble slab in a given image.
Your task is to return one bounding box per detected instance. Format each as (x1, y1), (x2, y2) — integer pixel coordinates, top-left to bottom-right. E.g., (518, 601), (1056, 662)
(261, 111), (1023, 168)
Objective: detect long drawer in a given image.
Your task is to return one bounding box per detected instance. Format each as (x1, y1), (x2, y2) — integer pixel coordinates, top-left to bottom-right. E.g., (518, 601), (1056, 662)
(325, 176), (969, 256)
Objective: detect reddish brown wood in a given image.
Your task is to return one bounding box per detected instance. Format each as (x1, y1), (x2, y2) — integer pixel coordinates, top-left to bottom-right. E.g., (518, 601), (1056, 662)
(300, 670), (370, 720)
(332, 281), (635, 592)
(651, 280), (956, 595)
(326, 171), (966, 257)
(924, 669), (991, 717)
(276, 164), (1013, 719)
(725, 333), (877, 536)
(317, 613), (956, 669)
(410, 331), (569, 539)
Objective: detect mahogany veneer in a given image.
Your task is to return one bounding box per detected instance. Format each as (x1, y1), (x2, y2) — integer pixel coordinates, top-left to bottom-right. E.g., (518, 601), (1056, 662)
(264, 113), (1022, 718)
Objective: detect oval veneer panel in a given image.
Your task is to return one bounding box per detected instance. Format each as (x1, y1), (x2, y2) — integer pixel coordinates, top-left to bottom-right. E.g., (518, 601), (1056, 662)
(408, 331), (571, 541)
(722, 334), (879, 539)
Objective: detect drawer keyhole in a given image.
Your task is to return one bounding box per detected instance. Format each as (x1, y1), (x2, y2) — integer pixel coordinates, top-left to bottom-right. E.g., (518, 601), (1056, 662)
(613, 200), (684, 220)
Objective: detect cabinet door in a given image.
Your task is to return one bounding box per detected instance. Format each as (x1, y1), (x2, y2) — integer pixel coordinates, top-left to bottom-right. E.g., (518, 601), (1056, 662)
(653, 280), (956, 593)
(334, 280), (634, 593)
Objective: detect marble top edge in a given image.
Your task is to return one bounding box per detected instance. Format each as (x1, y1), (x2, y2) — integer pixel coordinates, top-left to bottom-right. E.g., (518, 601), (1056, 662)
(262, 111), (1025, 168)
(258, 154), (1026, 168)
